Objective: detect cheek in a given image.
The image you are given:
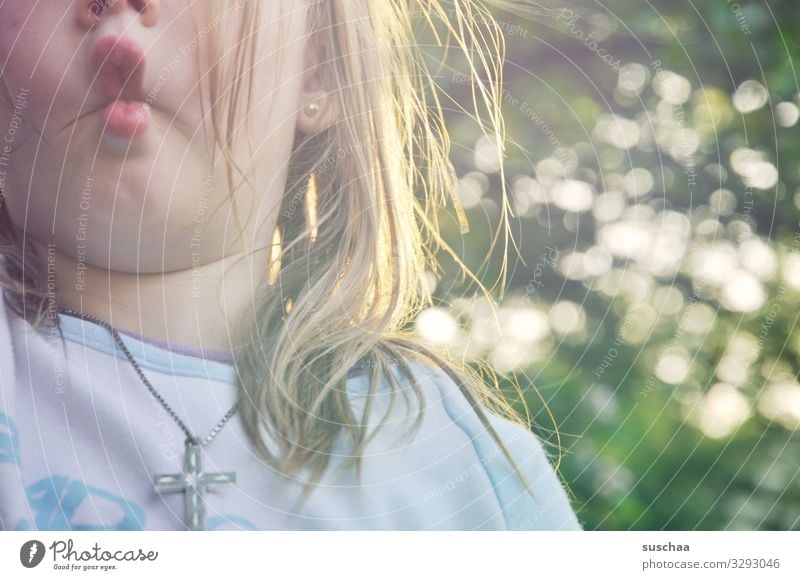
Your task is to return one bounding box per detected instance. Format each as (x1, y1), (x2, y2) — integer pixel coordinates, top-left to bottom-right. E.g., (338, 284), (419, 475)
(0, 2), (27, 33)
(0, 6), (78, 121)
(244, 7), (308, 142)
(0, 2), (58, 61)
(0, 8), (36, 81)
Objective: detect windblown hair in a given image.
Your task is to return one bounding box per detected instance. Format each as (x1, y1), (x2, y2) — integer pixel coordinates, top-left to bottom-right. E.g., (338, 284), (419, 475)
(0, 0), (556, 509)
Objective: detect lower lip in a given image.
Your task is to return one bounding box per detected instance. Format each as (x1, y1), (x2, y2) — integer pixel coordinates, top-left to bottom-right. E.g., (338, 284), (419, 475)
(103, 100), (151, 139)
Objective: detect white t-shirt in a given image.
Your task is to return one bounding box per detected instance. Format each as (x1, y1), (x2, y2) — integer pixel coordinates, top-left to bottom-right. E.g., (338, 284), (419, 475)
(0, 300), (582, 531)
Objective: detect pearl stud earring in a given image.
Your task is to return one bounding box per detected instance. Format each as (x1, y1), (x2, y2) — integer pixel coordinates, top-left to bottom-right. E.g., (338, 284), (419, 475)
(305, 102), (320, 116)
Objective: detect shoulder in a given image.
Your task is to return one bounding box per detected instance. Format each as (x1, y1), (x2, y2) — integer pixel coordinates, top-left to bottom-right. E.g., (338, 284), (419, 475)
(0, 292), (50, 376)
(344, 359), (584, 530)
(0, 293), (60, 415)
(0, 293), (20, 381)
(0, 293), (23, 468)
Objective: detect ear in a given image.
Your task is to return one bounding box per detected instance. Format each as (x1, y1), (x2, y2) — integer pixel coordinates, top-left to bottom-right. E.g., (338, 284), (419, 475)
(296, 29), (338, 134)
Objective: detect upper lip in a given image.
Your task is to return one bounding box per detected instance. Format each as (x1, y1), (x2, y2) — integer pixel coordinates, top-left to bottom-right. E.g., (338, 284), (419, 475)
(90, 34), (148, 103)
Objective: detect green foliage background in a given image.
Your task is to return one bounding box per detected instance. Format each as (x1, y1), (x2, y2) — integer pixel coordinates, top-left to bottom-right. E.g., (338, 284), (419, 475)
(422, 1), (800, 530)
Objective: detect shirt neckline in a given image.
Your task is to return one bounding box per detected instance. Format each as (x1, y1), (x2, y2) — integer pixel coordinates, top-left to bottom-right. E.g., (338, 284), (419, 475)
(55, 311), (373, 387)
(56, 311), (238, 386)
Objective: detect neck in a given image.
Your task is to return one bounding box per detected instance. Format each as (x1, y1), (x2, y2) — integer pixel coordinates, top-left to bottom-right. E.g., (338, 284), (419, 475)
(38, 243), (267, 354)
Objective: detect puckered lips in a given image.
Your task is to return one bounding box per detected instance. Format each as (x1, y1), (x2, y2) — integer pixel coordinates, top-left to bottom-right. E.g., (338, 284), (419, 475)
(91, 35), (151, 139)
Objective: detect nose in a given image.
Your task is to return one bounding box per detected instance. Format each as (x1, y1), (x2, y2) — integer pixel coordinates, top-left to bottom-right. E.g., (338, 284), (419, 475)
(77, 0), (160, 29)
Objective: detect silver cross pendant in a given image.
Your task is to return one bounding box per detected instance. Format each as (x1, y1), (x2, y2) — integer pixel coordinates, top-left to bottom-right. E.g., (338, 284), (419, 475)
(153, 443), (236, 530)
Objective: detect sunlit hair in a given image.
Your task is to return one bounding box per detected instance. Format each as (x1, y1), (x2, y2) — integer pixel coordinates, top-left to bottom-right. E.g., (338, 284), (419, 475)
(0, 0), (560, 509)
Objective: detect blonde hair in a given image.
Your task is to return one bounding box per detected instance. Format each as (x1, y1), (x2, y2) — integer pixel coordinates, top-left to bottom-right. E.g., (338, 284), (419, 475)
(0, 0), (560, 511)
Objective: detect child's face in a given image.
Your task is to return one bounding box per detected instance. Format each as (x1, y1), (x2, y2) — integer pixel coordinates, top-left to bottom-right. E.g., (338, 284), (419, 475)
(0, 0), (308, 273)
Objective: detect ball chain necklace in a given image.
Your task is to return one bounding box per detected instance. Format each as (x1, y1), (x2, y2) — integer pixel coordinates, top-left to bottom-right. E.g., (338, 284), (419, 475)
(58, 307), (238, 531)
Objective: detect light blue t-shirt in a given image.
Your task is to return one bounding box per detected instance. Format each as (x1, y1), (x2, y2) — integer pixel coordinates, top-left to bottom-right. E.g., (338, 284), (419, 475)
(0, 301), (582, 531)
